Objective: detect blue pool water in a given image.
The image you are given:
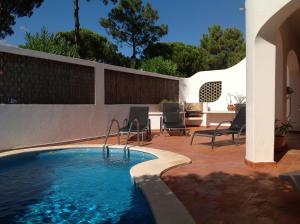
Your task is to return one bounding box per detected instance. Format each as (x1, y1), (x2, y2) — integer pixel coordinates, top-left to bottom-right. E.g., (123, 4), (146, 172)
(0, 148), (156, 223)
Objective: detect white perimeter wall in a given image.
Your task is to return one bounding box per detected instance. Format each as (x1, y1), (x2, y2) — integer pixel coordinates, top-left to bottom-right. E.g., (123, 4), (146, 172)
(0, 45), (180, 151)
(0, 45), (246, 151)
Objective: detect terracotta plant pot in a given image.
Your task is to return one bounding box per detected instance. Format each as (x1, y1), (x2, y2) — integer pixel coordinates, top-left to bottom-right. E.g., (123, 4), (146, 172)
(227, 104), (235, 111)
(274, 135), (287, 151)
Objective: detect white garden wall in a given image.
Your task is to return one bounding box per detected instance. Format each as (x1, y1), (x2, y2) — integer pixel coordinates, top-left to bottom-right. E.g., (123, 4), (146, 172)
(180, 60), (246, 126)
(0, 45), (246, 151)
(0, 45), (179, 151)
(180, 59), (246, 110)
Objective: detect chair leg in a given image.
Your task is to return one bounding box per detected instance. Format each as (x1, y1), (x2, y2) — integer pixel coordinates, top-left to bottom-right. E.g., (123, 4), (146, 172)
(232, 134), (235, 141)
(236, 133), (241, 146)
(212, 136), (216, 149)
(190, 133), (195, 145)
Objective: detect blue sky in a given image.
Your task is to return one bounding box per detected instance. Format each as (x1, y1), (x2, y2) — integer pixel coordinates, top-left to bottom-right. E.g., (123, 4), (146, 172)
(3, 0), (245, 56)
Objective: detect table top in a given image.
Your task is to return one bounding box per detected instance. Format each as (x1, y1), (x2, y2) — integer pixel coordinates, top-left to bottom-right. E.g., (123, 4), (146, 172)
(149, 111), (186, 115)
(203, 111), (236, 114)
(149, 111), (235, 115)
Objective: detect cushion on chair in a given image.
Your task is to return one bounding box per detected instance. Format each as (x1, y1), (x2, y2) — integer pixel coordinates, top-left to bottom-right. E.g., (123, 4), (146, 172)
(184, 102), (203, 111)
(184, 103), (203, 117)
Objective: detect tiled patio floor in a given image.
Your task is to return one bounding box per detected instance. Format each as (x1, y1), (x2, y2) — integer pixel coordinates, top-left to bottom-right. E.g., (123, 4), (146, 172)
(78, 128), (300, 224)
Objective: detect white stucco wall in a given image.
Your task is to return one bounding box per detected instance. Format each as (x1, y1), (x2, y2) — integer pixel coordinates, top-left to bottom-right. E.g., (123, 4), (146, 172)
(180, 60), (246, 111)
(0, 45), (180, 151)
(246, 0), (300, 163)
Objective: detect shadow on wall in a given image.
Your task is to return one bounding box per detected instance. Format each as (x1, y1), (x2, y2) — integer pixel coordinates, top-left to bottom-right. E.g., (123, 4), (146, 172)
(162, 171), (300, 224)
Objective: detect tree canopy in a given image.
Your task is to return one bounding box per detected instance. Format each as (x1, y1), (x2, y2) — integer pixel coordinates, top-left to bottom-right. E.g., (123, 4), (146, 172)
(143, 25), (245, 77)
(0, 0), (43, 39)
(20, 28), (79, 57)
(144, 42), (207, 77)
(200, 25), (245, 70)
(20, 28), (130, 66)
(140, 56), (178, 76)
(58, 28), (129, 66)
(100, 0), (168, 64)
(73, 0), (117, 56)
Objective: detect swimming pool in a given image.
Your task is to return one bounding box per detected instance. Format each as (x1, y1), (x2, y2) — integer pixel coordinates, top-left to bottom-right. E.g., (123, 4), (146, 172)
(0, 148), (156, 223)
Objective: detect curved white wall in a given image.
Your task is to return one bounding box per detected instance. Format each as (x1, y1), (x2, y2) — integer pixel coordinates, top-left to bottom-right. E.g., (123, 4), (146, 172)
(180, 60), (246, 111)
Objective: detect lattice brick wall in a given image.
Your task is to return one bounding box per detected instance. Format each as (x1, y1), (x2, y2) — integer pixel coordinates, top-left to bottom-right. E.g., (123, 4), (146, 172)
(199, 81), (222, 102)
(0, 52), (95, 104)
(105, 69), (179, 104)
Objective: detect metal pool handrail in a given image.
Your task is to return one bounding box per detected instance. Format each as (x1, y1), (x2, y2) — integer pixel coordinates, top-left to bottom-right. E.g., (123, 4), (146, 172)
(124, 118), (140, 150)
(103, 119), (120, 150)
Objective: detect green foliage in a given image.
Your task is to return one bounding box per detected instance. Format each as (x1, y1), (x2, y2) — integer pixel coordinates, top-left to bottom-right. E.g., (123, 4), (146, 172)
(100, 0), (118, 5)
(143, 25), (245, 77)
(200, 25), (245, 70)
(20, 28), (130, 67)
(275, 120), (293, 136)
(231, 93), (246, 104)
(58, 28), (130, 66)
(0, 0), (43, 39)
(73, 0), (117, 54)
(140, 57), (178, 76)
(144, 42), (207, 77)
(100, 0), (168, 61)
(20, 28), (79, 57)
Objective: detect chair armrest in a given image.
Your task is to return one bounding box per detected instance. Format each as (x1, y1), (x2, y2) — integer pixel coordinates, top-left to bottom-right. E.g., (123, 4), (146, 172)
(215, 121), (233, 131)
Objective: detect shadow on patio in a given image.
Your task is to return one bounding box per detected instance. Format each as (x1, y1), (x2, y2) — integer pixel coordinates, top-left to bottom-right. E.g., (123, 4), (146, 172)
(162, 172), (300, 224)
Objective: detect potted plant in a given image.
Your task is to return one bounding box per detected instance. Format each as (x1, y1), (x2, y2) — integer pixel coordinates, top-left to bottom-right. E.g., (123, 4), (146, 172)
(274, 120), (293, 150)
(232, 93), (246, 112)
(226, 94), (235, 111)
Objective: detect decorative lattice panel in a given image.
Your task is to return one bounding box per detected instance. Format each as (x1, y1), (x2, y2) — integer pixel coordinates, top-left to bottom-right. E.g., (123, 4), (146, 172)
(199, 81), (222, 102)
(105, 69), (179, 104)
(0, 52), (95, 104)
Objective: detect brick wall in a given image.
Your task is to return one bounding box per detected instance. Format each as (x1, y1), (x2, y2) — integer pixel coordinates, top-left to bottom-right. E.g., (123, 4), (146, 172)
(104, 69), (179, 104)
(0, 52), (95, 104)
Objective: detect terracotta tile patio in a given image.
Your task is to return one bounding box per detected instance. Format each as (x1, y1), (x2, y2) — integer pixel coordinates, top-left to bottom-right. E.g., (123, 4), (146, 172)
(78, 128), (300, 224)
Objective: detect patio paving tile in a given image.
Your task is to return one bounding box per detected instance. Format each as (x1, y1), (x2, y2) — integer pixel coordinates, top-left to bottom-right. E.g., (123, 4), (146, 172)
(76, 128), (300, 224)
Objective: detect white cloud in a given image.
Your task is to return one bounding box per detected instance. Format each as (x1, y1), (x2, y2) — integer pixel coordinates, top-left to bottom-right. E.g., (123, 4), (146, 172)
(19, 25), (30, 32)
(0, 40), (17, 47)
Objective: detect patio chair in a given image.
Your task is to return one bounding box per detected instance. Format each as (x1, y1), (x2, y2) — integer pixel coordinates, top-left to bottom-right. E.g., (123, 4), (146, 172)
(160, 103), (187, 134)
(119, 106), (151, 143)
(190, 105), (246, 149)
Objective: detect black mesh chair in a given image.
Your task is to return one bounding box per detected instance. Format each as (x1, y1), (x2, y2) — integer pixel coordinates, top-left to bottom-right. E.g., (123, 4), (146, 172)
(161, 103), (187, 134)
(119, 107), (151, 142)
(190, 106), (246, 148)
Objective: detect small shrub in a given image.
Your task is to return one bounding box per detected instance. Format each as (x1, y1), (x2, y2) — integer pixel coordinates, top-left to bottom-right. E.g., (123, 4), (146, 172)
(140, 57), (178, 76)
